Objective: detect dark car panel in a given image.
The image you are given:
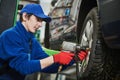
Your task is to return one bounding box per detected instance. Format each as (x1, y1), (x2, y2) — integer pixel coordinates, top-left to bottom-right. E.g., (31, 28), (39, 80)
(99, 0), (120, 48)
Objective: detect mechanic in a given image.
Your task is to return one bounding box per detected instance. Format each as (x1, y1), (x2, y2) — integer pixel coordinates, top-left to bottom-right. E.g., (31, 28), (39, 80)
(0, 3), (87, 80)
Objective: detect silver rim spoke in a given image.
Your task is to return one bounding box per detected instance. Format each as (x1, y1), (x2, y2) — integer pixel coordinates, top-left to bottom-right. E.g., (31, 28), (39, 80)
(79, 19), (94, 72)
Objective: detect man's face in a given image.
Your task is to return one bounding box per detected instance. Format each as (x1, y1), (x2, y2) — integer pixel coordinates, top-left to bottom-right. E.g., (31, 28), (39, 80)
(22, 13), (43, 33)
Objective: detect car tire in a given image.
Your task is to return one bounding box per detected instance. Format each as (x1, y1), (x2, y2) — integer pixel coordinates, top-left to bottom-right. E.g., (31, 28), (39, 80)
(78, 7), (113, 80)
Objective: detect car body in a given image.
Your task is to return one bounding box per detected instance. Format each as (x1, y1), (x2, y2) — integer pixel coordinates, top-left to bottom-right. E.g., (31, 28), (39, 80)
(45, 0), (120, 80)
(99, 0), (120, 48)
(46, 0), (120, 49)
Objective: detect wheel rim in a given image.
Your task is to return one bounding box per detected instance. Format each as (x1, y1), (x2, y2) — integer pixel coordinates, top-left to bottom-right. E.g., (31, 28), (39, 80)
(78, 19), (94, 73)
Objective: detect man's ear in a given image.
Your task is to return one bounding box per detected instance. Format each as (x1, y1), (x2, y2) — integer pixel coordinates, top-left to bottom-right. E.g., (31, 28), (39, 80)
(22, 12), (28, 21)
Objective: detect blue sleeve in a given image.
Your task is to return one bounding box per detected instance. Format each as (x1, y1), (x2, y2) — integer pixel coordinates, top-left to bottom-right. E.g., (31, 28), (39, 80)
(1, 31), (41, 75)
(31, 38), (49, 60)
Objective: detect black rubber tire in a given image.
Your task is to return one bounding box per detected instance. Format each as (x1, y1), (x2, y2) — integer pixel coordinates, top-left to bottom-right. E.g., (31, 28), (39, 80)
(78, 7), (110, 80)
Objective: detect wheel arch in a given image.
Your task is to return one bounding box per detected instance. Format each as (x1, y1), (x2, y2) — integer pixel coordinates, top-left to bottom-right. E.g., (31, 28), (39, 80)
(76, 0), (98, 43)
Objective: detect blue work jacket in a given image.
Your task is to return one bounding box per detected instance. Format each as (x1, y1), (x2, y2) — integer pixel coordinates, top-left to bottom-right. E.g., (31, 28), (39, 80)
(0, 21), (73, 80)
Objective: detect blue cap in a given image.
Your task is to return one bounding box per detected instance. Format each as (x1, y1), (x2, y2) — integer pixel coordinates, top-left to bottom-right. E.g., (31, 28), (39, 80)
(20, 3), (51, 23)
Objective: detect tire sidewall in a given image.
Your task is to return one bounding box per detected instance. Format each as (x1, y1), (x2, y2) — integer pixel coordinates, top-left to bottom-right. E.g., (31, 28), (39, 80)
(79, 7), (102, 78)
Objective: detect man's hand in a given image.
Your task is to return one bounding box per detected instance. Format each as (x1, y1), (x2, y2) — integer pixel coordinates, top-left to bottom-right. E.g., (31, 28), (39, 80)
(53, 51), (74, 65)
(78, 50), (88, 61)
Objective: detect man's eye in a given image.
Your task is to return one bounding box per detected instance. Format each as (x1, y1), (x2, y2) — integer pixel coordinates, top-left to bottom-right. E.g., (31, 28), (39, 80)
(36, 17), (42, 22)
(37, 18), (42, 22)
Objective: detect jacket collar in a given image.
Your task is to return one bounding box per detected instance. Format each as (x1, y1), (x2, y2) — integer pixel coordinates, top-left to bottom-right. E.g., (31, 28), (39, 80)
(15, 21), (34, 42)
